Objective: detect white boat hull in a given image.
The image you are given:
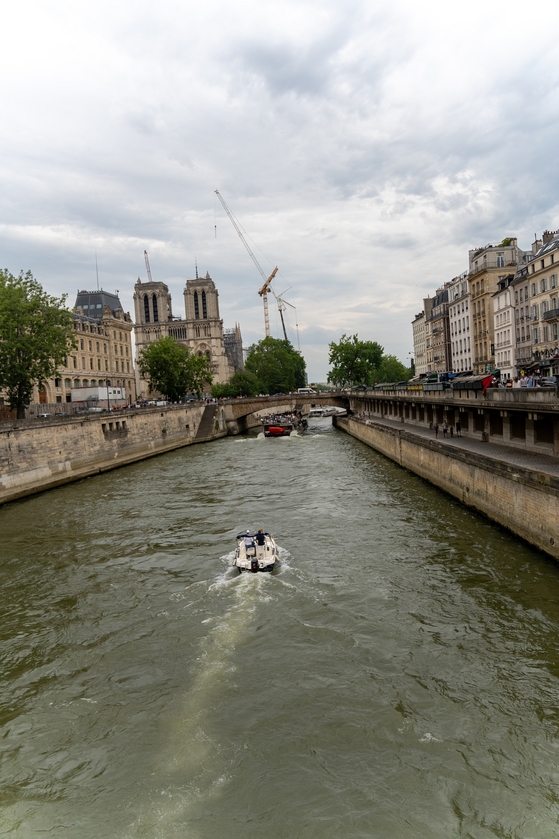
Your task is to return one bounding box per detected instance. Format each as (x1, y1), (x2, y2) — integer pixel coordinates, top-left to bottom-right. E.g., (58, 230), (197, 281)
(235, 533), (278, 573)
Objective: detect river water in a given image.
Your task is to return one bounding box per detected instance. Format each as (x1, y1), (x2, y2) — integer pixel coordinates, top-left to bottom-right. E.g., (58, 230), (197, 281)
(2, 419), (559, 838)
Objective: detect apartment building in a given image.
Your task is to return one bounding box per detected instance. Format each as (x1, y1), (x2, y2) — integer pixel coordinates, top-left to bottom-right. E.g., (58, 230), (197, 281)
(448, 272), (472, 372)
(493, 274), (516, 381)
(424, 286), (451, 373)
(412, 311), (427, 375)
(35, 290), (136, 405)
(513, 230), (559, 376)
(468, 237), (525, 374)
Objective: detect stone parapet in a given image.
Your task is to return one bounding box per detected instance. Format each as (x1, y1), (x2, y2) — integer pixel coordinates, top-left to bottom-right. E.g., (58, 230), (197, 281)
(335, 415), (559, 561)
(0, 404), (227, 505)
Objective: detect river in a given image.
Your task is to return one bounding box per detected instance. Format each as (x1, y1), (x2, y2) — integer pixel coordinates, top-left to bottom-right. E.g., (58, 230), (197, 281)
(2, 419), (559, 838)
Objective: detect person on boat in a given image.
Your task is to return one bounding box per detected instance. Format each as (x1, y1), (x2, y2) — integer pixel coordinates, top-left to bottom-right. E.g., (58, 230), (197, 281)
(255, 529), (267, 546)
(244, 530), (255, 549)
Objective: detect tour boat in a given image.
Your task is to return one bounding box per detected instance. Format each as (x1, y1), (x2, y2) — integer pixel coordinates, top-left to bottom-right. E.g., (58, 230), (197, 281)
(261, 413), (307, 436)
(235, 531), (278, 573)
(262, 419), (294, 437)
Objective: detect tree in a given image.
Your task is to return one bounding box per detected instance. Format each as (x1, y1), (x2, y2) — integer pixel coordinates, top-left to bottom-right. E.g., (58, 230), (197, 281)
(212, 370), (260, 399)
(327, 334), (384, 387)
(0, 270), (76, 418)
(138, 336), (213, 400)
(376, 354), (410, 383)
(244, 337), (306, 394)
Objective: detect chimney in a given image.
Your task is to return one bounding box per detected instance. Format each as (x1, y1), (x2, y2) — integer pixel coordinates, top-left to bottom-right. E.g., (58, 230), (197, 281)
(532, 236), (542, 255)
(543, 230), (555, 245)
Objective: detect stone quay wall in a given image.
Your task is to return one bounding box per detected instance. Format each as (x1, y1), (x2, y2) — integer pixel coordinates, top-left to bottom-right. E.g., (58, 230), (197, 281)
(0, 404), (227, 505)
(335, 415), (559, 561)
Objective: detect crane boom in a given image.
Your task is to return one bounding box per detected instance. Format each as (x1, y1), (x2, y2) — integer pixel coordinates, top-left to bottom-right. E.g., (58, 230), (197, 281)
(144, 250), (153, 283)
(214, 189), (277, 337)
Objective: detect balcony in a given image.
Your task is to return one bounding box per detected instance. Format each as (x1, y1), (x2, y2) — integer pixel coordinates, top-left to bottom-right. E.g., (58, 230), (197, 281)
(543, 308), (559, 323)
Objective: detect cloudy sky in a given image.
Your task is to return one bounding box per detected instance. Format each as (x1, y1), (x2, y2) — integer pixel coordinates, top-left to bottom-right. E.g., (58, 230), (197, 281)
(2, 0), (558, 381)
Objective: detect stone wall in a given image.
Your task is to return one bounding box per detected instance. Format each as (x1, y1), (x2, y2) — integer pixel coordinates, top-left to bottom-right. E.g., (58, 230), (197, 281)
(335, 416), (559, 561)
(0, 404), (227, 505)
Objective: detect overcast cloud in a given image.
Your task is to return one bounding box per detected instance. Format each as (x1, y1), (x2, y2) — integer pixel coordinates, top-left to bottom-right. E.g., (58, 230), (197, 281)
(1, 0), (558, 380)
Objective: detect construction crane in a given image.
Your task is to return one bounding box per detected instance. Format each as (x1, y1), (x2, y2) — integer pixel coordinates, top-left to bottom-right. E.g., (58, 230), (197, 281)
(144, 250), (153, 282)
(274, 293), (296, 342)
(214, 189), (278, 337)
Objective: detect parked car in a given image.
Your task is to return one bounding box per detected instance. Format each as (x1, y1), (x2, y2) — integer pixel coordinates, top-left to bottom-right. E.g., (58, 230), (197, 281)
(539, 376), (557, 387)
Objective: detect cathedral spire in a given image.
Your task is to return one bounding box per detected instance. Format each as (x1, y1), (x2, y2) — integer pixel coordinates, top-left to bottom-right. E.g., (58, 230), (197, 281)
(195, 258), (198, 279)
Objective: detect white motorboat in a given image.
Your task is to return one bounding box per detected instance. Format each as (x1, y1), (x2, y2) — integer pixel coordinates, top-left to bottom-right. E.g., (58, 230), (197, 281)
(235, 530), (277, 573)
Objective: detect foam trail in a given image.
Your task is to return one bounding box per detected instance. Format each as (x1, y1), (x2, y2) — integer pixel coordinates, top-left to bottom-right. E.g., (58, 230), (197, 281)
(126, 572), (270, 835)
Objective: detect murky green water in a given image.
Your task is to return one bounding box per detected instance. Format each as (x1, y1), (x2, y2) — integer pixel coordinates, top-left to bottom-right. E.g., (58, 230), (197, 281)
(2, 420), (559, 838)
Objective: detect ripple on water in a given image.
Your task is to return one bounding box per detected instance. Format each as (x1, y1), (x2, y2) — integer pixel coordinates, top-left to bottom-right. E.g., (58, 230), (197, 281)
(2, 425), (559, 837)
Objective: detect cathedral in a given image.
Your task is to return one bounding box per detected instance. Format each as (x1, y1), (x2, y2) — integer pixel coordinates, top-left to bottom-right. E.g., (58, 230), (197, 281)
(133, 270), (242, 397)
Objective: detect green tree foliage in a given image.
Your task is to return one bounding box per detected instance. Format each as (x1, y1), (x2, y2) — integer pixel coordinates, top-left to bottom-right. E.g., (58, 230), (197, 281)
(376, 354), (410, 383)
(138, 336), (213, 401)
(327, 334), (384, 387)
(0, 270), (76, 418)
(211, 370), (260, 399)
(244, 337), (306, 394)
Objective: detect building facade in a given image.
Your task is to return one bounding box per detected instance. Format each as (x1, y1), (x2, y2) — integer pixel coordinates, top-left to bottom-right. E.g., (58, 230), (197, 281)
(493, 274), (516, 381)
(412, 311), (427, 375)
(133, 271), (241, 396)
(467, 238), (526, 374)
(448, 272), (472, 373)
(513, 230), (559, 376)
(424, 286), (451, 373)
(34, 290), (136, 405)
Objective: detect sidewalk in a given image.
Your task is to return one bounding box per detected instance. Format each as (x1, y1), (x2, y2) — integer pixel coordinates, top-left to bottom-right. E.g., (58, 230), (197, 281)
(352, 415), (559, 479)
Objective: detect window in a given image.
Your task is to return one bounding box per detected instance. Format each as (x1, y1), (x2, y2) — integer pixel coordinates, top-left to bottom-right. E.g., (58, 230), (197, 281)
(54, 377), (61, 387)
(73, 356), (77, 368)
(531, 283), (537, 296)
(80, 339), (84, 350)
(194, 291), (199, 319)
(98, 359), (101, 370)
(497, 253), (504, 267)
(144, 295), (150, 323)
(65, 379), (71, 388)
(90, 358), (94, 370)
(541, 278), (547, 293)
(96, 342), (99, 352)
(82, 357), (86, 369)
(202, 290), (208, 318)
(74, 379), (80, 387)
(88, 340), (92, 351)
(551, 274), (557, 289)
(104, 343), (107, 353)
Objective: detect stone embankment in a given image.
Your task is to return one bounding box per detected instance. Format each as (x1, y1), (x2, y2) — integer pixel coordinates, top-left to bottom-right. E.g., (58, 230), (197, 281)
(335, 414), (559, 561)
(0, 403), (228, 505)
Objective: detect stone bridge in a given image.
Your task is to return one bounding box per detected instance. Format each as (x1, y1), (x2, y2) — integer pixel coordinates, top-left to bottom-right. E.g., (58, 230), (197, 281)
(220, 392), (349, 434)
